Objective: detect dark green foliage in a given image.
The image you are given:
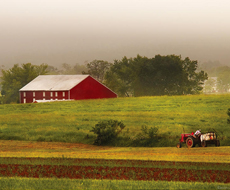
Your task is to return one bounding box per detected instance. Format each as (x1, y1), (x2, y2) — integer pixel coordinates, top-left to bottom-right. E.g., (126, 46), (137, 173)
(0, 63), (48, 104)
(90, 119), (126, 145)
(141, 125), (158, 139)
(105, 54), (208, 97)
(130, 125), (159, 147)
(0, 134), (23, 141)
(227, 108), (230, 124)
(83, 60), (112, 83)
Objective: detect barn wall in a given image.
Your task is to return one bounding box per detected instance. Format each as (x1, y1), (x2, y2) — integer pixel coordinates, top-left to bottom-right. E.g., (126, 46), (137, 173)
(70, 76), (117, 100)
(20, 91), (68, 103)
(20, 91), (33, 103)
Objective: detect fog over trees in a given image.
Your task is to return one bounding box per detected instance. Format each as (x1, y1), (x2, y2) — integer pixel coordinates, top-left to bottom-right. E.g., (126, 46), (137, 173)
(201, 62), (230, 93)
(0, 54), (212, 103)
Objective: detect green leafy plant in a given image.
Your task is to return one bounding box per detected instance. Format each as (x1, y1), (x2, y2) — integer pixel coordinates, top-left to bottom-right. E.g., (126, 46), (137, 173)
(90, 119), (126, 145)
(141, 125), (158, 139)
(131, 125), (159, 147)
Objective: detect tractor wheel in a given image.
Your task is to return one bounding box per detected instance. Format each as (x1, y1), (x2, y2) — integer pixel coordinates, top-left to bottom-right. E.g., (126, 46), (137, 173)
(201, 141), (207, 147)
(215, 140), (220, 147)
(186, 137), (194, 148)
(177, 143), (182, 148)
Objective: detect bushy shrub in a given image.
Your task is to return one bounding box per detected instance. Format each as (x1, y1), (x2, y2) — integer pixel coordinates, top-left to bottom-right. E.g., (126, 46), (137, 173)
(130, 125), (159, 147)
(141, 125), (158, 139)
(90, 119), (126, 145)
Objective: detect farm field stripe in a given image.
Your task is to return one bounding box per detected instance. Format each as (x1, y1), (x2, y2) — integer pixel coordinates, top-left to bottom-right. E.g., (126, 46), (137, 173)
(1, 141), (230, 163)
(0, 164), (229, 183)
(0, 157), (230, 171)
(0, 177), (229, 190)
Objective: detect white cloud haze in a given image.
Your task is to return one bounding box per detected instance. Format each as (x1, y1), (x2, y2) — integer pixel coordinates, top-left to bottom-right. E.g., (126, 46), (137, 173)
(1, 0), (230, 67)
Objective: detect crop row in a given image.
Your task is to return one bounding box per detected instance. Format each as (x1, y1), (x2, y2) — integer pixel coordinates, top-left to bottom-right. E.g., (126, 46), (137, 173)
(1, 157), (229, 171)
(0, 164), (229, 183)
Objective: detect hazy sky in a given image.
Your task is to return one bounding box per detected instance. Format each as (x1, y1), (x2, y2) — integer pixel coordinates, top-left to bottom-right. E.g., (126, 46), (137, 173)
(1, 0), (230, 68)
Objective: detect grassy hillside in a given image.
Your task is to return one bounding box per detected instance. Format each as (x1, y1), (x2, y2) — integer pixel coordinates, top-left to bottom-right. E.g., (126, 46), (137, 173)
(0, 94), (230, 146)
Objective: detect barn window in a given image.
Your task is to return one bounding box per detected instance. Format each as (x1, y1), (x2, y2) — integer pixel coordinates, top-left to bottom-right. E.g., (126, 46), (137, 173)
(63, 92), (65, 97)
(33, 92), (35, 97)
(43, 92), (45, 97)
(23, 92), (26, 97)
(55, 92), (58, 97)
(50, 92), (53, 97)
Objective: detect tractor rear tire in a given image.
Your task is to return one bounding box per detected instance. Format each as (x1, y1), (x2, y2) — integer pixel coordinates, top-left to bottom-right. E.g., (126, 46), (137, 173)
(177, 143), (181, 148)
(201, 140), (207, 147)
(186, 137), (194, 148)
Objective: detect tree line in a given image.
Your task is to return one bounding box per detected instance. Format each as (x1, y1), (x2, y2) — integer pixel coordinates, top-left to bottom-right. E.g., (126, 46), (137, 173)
(0, 54), (208, 104)
(104, 55), (207, 97)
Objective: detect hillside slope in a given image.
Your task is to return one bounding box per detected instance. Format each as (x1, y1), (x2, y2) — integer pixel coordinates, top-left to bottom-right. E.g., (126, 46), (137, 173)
(0, 94), (229, 146)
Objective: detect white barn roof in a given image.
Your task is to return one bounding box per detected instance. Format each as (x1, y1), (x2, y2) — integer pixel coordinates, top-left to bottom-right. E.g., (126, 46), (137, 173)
(19, 75), (89, 91)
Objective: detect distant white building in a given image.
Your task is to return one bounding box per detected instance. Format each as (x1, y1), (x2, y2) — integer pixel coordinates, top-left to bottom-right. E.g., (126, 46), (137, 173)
(203, 77), (218, 93)
(210, 77), (218, 92)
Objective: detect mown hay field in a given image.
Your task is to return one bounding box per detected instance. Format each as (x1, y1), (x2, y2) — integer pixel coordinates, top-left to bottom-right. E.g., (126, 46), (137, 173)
(0, 94), (230, 146)
(0, 140), (230, 163)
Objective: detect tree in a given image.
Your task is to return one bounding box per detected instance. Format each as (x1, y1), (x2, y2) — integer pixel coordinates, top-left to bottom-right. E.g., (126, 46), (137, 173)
(104, 54), (208, 97)
(134, 55), (187, 96)
(83, 60), (112, 83)
(46, 65), (60, 74)
(73, 63), (87, 74)
(182, 57), (208, 94)
(47, 63), (87, 75)
(199, 60), (222, 76)
(216, 66), (230, 92)
(104, 57), (134, 97)
(61, 63), (73, 74)
(0, 63), (48, 104)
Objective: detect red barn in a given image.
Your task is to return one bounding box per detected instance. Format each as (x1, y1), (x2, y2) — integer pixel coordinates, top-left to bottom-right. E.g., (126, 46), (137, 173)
(19, 75), (117, 103)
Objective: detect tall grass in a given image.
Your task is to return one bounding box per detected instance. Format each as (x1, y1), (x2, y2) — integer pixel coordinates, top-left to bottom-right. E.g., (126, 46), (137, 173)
(0, 94), (230, 146)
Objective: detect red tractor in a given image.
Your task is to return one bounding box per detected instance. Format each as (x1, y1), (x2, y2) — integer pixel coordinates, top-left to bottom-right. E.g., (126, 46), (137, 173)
(177, 129), (220, 148)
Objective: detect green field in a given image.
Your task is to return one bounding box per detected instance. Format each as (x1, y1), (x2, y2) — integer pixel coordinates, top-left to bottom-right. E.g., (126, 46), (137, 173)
(0, 94), (230, 147)
(0, 178), (229, 190)
(1, 94), (230, 189)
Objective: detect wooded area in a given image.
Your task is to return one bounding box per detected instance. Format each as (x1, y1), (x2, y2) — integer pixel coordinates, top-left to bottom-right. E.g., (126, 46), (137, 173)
(0, 54), (226, 104)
